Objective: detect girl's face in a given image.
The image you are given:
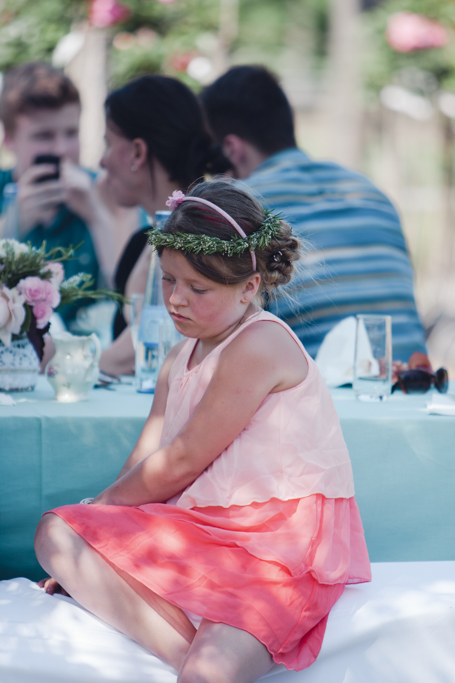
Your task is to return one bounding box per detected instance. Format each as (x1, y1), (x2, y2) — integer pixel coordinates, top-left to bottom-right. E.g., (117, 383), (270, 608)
(160, 249), (258, 342)
(100, 122), (142, 207)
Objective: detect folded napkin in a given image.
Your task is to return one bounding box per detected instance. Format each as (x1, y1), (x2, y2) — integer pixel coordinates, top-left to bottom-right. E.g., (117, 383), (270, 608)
(0, 393), (16, 406)
(426, 392), (455, 416)
(315, 316), (377, 387)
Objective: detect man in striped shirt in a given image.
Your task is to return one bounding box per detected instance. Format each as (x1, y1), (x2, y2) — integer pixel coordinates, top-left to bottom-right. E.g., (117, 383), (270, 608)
(201, 66), (427, 361)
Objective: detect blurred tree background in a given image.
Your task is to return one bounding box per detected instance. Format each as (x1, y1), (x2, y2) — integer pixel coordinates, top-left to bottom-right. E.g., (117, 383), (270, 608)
(0, 0), (330, 89)
(0, 0), (454, 370)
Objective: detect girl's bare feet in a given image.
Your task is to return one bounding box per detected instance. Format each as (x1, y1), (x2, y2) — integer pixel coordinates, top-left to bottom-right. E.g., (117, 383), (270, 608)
(37, 577), (71, 597)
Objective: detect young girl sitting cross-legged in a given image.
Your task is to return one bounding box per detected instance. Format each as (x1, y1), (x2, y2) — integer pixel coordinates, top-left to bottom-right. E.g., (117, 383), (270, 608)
(35, 179), (371, 683)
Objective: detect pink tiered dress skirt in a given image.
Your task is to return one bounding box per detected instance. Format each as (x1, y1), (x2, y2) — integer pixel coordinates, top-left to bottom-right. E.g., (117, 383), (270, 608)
(48, 493), (371, 671)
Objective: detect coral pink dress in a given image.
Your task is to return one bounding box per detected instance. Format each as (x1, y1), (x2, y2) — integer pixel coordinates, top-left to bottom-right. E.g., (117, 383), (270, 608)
(48, 311), (371, 671)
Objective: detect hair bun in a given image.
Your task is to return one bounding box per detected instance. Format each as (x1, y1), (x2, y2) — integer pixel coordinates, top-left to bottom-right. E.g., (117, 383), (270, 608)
(204, 143), (233, 175)
(182, 139), (232, 187)
(259, 221), (301, 291)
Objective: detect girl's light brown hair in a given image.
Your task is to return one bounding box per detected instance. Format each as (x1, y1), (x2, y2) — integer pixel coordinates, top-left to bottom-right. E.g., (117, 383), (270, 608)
(158, 179), (301, 296)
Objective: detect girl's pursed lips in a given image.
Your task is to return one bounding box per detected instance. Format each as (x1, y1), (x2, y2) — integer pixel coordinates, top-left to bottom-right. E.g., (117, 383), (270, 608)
(170, 311), (190, 321)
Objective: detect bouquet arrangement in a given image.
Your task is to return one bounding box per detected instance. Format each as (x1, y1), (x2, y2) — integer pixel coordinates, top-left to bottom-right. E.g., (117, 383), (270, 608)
(0, 238), (124, 360)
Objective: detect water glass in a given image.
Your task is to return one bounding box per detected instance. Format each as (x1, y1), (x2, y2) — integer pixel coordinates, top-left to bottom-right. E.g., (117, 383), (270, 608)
(127, 293), (144, 351)
(353, 315), (392, 401)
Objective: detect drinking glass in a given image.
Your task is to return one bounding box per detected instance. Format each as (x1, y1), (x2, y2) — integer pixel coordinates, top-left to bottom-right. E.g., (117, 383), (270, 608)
(128, 293), (144, 351)
(353, 315), (392, 401)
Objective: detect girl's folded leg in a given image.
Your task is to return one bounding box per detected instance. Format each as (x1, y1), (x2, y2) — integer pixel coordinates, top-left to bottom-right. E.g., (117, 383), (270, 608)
(177, 618), (274, 683)
(34, 512), (196, 671)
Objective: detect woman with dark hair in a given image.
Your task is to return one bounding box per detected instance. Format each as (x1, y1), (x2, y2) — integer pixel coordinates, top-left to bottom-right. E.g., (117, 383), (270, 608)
(99, 75), (230, 376)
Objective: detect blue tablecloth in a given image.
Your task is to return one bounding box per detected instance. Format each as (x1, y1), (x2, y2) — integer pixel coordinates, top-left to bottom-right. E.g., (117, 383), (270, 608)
(1, 377), (454, 579)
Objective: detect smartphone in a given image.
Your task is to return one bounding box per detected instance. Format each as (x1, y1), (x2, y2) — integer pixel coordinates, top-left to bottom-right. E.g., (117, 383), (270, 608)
(33, 154), (60, 183)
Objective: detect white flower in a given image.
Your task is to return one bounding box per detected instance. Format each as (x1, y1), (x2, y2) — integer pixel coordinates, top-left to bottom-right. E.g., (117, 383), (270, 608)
(42, 261), (65, 287)
(62, 272), (90, 286)
(0, 238), (30, 258)
(0, 285), (26, 346)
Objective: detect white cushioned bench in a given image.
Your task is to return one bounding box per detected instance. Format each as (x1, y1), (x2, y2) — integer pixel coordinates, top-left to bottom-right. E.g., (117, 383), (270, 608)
(1, 561), (454, 683)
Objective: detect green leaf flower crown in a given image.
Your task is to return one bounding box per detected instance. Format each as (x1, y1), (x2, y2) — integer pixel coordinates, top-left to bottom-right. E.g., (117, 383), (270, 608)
(147, 208), (283, 258)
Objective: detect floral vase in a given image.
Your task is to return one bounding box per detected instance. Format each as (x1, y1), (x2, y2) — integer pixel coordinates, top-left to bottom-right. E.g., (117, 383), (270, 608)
(0, 334), (40, 391)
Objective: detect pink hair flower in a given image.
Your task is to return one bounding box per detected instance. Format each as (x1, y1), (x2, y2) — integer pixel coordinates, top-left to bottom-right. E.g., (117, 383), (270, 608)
(166, 190), (186, 211)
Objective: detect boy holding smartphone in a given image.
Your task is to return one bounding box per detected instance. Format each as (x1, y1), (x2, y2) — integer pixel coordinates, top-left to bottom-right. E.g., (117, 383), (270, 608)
(0, 62), (115, 326)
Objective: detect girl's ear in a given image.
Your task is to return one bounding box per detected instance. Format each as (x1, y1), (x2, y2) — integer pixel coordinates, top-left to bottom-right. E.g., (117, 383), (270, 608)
(130, 138), (148, 172)
(241, 273), (261, 302)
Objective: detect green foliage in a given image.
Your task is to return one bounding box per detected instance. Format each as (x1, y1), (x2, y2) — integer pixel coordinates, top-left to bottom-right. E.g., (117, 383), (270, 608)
(363, 0), (455, 96)
(106, 0), (331, 90)
(0, 241), (70, 289)
(108, 0), (219, 88)
(0, 0), (331, 92)
(0, 0), (86, 71)
(58, 272), (125, 308)
(0, 239), (125, 307)
(147, 207), (283, 257)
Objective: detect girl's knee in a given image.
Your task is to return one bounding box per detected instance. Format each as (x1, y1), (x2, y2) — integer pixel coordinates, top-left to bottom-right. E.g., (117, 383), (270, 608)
(177, 656), (214, 683)
(34, 513), (69, 558)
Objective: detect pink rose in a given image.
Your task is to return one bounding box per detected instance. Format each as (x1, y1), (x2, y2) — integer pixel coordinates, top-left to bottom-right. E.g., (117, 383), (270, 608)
(17, 276), (60, 308)
(42, 280), (61, 308)
(33, 302), (54, 329)
(17, 276), (46, 304)
(43, 262), (65, 287)
(0, 285), (26, 346)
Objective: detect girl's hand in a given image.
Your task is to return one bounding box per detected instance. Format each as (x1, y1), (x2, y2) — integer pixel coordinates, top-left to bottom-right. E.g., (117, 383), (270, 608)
(37, 577), (71, 597)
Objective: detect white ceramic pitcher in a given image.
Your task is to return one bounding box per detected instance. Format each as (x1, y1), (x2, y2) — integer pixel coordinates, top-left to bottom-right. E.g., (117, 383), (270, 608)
(45, 332), (101, 402)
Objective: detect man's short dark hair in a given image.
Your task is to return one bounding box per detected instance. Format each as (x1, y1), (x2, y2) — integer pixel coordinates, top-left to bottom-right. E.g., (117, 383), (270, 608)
(201, 65), (296, 155)
(0, 62), (80, 134)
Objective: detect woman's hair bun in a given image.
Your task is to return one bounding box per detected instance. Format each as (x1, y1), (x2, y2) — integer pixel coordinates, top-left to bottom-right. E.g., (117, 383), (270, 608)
(181, 139), (233, 187)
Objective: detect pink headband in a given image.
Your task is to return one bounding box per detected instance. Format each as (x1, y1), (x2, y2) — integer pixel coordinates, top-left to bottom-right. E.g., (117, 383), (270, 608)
(166, 190), (257, 271)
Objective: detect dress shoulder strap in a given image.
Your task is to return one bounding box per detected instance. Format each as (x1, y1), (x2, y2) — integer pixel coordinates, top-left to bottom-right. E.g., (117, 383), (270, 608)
(216, 309), (313, 367)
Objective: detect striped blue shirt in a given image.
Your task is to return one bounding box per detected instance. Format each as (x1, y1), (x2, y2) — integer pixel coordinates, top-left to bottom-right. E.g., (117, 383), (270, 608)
(245, 148), (426, 361)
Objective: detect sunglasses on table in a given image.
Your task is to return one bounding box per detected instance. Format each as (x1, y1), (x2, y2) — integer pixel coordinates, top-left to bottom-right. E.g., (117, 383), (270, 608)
(392, 367), (449, 395)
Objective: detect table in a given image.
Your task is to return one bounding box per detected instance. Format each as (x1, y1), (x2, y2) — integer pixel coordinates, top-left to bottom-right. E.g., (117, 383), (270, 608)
(0, 377), (151, 580)
(1, 377), (454, 580)
(330, 386), (455, 565)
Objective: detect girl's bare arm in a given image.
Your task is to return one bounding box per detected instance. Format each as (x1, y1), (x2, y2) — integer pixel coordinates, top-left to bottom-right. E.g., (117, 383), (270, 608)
(92, 321), (307, 506)
(114, 340), (186, 480)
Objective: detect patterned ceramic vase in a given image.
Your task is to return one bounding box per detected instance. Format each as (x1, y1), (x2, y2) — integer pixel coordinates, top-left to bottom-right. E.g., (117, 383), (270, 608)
(0, 334), (40, 391)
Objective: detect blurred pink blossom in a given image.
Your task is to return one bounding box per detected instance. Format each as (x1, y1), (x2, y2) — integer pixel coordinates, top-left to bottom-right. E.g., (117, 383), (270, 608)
(42, 280), (61, 308)
(17, 276), (45, 304)
(386, 12), (448, 53)
(18, 276), (61, 309)
(168, 50), (198, 73)
(0, 286), (26, 346)
(43, 262), (65, 287)
(156, 0), (179, 4)
(32, 302), (54, 330)
(90, 0), (131, 28)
